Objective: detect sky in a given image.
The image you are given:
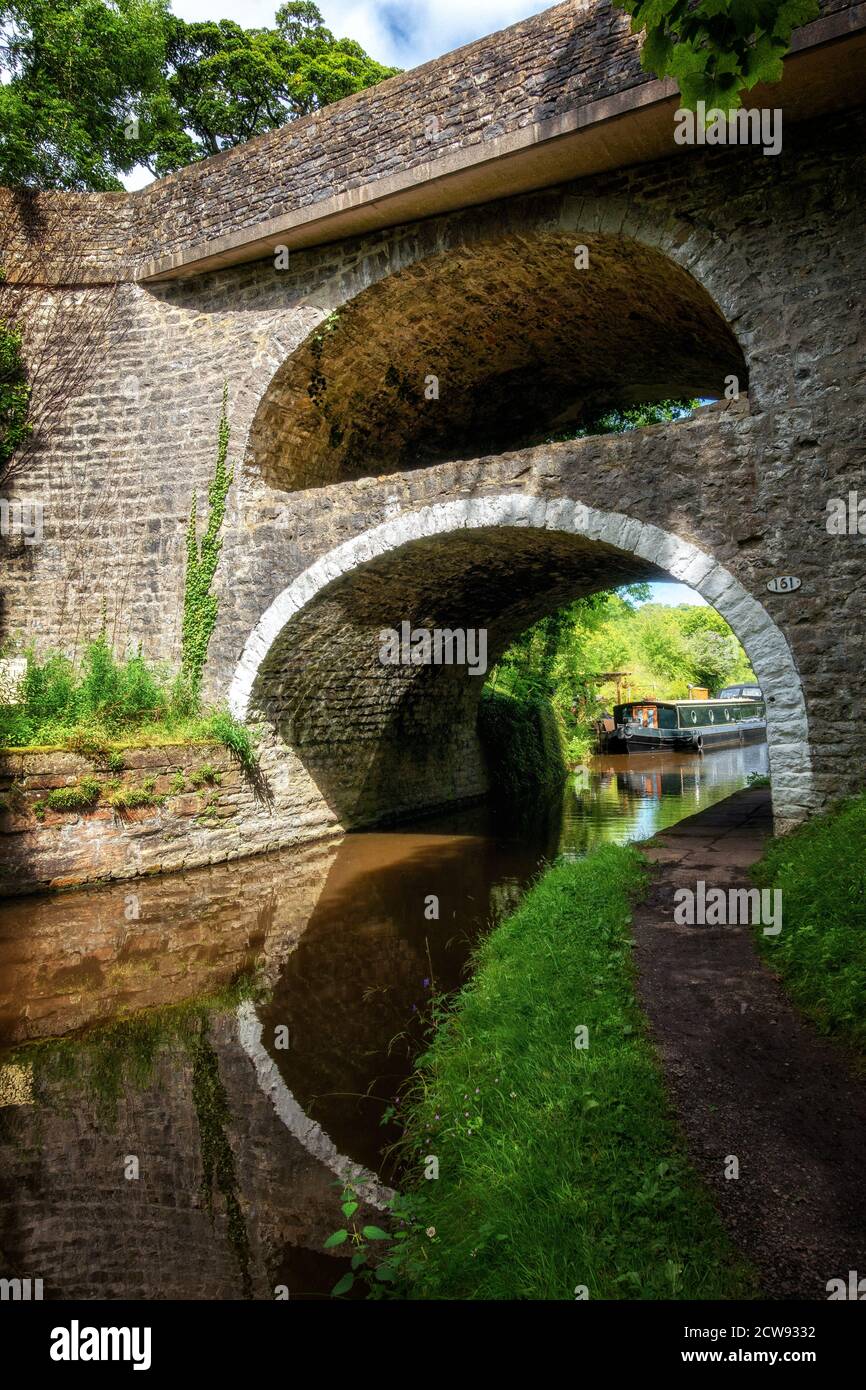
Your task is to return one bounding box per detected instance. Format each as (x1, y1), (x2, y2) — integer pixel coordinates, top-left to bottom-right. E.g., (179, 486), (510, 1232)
(152, 4), (710, 616)
(640, 583), (708, 608)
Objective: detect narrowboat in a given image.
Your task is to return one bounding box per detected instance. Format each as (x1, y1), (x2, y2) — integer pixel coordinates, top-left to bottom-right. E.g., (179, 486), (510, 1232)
(606, 691), (766, 753)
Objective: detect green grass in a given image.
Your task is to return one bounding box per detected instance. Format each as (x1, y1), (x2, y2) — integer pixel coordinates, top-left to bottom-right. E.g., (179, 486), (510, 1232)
(394, 844), (756, 1300)
(752, 791), (866, 1053)
(0, 639), (256, 769)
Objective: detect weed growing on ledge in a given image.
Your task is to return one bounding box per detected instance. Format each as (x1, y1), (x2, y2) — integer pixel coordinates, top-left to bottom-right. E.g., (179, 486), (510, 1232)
(180, 384), (233, 695)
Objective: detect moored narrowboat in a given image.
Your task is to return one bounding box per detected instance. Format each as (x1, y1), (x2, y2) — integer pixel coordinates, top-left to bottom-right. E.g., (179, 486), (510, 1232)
(605, 692), (766, 753)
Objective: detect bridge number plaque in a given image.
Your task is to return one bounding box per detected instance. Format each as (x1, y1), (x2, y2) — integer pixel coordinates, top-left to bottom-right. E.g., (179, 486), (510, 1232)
(766, 576), (802, 594)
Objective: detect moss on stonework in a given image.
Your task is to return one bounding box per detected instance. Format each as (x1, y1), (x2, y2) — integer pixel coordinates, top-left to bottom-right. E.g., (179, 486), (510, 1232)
(477, 688), (566, 801)
(190, 1024), (253, 1298)
(3, 976), (261, 1123)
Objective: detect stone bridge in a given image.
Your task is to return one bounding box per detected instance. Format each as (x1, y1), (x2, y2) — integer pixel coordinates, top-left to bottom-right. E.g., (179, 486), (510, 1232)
(1, 0), (864, 853)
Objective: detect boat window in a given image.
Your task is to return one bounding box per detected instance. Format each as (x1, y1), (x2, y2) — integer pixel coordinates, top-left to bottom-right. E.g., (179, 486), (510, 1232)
(658, 706), (678, 729)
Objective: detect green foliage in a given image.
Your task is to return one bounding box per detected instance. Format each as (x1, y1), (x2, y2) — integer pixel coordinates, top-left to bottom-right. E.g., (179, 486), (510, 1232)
(752, 792), (866, 1053)
(546, 399), (698, 445)
(0, 0), (171, 190)
(190, 764), (220, 788)
(0, 289), (32, 475)
(105, 782), (163, 810)
(477, 689), (566, 800)
(616, 0), (819, 112)
(488, 593), (755, 767)
(43, 774), (102, 813)
(180, 386), (232, 695)
(0, 0), (398, 190)
(325, 1181), (426, 1298)
(0, 641), (257, 771)
(0, 636), (168, 746)
(209, 710), (257, 776)
(391, 844), (756, 1299)
(144, 3), (399, 177)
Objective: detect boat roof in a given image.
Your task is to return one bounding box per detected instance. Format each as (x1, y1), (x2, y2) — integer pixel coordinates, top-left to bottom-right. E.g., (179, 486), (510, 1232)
(616, 697), (764, 707)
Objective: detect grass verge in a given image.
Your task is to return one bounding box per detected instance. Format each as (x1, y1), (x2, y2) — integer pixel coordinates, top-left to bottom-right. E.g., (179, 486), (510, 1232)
(752, 790), (866, 1054)
(392, 843), (756, 1299)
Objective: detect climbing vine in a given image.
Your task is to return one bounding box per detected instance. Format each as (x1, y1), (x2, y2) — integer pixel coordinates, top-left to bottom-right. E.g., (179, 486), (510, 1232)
(180, 385), (233, 694)
(0, 269), (33, 484)
(616, 0), (820, 112)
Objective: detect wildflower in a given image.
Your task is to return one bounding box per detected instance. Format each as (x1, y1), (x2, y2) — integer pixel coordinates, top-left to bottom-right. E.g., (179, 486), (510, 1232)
(426, 1226), (436, 1239)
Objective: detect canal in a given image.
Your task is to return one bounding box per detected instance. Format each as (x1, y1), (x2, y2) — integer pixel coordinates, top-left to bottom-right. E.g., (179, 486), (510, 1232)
(0, 741), (768, 1299)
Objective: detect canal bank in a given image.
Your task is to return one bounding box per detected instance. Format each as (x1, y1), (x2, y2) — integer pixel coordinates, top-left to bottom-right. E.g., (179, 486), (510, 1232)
(390, 785), (866, 1301)
(634, 787), (866, 1301)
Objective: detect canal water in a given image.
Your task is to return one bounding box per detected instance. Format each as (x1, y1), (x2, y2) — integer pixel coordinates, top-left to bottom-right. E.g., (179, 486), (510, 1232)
(0, 742), (768, 1299)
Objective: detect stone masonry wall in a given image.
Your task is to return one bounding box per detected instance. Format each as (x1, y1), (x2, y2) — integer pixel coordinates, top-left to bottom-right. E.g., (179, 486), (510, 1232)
(0, 743), (343, 896)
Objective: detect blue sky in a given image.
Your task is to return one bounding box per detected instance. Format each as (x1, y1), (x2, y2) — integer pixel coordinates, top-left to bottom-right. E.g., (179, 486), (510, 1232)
(640, 583), (708, 608)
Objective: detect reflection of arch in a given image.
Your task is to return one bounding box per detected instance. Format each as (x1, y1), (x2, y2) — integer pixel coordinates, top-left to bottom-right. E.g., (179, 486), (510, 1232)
(230, 496), (814, 829)
(237, 1001), (393, 1211)
(234, 193), (753, 496)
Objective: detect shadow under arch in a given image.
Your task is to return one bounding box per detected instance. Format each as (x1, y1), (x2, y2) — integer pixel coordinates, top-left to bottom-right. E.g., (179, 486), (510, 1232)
(241, 226), (748, 494)
(230, 496), (813, 834)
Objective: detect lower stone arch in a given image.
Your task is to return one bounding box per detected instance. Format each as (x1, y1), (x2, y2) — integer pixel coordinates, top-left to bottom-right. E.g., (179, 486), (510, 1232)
(229, 496), (814, 833)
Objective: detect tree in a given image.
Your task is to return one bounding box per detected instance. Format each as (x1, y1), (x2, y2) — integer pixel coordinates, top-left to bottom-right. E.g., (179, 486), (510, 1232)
(0, 1), (399, 190)
(685, 627), (741, 691)
(0, 0), (170, 190)
(141, 5), (398, 175)
(616, 0), (820, 112)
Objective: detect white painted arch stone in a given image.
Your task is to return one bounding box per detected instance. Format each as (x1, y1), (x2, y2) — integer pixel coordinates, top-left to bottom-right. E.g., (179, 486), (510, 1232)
(229, 496), (815, 830)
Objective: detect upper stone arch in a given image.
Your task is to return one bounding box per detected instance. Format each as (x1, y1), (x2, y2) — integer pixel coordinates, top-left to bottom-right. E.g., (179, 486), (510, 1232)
(236, 193), (752, 495)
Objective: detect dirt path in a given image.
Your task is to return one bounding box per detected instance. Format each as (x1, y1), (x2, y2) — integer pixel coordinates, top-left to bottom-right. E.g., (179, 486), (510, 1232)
(634, 786), (866, 1300)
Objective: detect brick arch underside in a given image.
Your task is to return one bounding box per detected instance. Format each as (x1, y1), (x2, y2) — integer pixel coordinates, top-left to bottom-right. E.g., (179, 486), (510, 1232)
(230, 500), (813, 834)
(245, 229), (748, 493)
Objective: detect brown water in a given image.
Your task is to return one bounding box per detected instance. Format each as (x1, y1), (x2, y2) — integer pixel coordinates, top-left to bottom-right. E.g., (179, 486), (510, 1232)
(0, 742), (768, 1299)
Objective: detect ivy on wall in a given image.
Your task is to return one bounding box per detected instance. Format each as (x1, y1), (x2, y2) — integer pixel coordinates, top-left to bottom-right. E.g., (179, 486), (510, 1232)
(616, 0), (820, 111)
(181, 385), (233, 694)
(0, 269), (33, 483)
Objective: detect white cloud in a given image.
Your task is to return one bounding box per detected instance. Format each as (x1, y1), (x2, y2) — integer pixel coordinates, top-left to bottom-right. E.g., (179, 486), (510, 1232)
(170, 0), (554, 70)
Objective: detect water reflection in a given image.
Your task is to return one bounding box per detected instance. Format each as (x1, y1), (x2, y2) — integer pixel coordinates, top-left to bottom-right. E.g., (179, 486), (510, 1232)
(0, 743), (767, 1299)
